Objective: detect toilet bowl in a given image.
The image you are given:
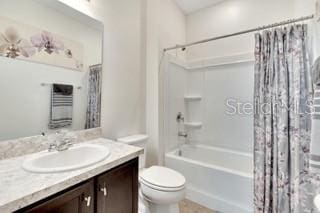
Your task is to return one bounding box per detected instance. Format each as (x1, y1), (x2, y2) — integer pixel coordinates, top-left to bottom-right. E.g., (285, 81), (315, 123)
(140, 166), (186, 213)
(117, 135), (186, 213)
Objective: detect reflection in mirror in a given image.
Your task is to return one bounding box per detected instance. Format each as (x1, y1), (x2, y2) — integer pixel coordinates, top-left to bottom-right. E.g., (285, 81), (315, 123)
(0, 0), (103, 141)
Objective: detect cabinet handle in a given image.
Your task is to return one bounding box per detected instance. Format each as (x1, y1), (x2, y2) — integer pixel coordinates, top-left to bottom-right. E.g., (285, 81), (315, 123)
(100, 183), (108, 197)
(84, 195), (91, 207)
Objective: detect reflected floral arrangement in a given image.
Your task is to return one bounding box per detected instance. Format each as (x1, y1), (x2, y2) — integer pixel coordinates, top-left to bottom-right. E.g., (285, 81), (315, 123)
(0, 26), (83, 70)
(31, 31), (64, 54)
(0, 27), (35, 58)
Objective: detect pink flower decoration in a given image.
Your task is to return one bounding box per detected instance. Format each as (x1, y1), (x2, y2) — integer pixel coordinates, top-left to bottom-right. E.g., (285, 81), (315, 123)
(0, 27), (35, 58)
(31, 31), (64, 54)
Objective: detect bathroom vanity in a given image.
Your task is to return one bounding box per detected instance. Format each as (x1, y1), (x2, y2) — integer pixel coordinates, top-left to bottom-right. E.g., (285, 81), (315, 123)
(19, 158), (138, 213)
(0, 138), (143, 213)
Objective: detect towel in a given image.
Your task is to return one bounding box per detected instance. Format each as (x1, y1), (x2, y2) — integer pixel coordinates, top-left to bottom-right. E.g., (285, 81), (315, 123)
(314, 57), (320, 86)
(315, 87), (320, 120)
(48, 84), (73, 129)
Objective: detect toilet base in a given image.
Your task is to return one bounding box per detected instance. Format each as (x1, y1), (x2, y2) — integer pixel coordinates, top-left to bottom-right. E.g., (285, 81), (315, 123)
(139, 191), (180, 213)
(139, 191), (150, 213)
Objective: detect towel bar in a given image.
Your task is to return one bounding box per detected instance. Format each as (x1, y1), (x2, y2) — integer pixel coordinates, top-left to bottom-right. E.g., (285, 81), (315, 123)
(41, 83), (82, 90)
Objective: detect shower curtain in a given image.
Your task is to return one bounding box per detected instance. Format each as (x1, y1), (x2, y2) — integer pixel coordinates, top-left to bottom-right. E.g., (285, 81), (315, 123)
(85, 64), (102, 129)
(254, 25), (313, 213)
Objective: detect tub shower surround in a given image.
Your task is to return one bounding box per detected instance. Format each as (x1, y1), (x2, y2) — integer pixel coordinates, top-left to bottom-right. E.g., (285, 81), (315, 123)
(166, 144), (253, 213)
(0, 16), (84, 71)
(0, 128), (102, 160)
(163, 53), (255, 212)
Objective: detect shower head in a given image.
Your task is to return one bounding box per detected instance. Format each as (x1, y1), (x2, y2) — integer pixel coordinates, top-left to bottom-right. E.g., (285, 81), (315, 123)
(181, 47), (186, 51)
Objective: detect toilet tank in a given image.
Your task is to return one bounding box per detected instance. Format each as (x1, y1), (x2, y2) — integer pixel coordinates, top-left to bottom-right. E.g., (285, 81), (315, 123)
(117, 134), (148, 169)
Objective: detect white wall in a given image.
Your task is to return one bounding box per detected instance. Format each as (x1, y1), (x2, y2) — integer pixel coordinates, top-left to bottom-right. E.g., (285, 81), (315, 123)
(164, 57), (254, 153)
(191, 61), (254, 153)
(293, 0), (315, 17)
(56, 0), (187, 166)
(55, 0), (146, 141)
(0, 0), (102, 140)
(186, 0), (301, 60)
(145, 0), (186, 165)
(164, 58), (187, 152)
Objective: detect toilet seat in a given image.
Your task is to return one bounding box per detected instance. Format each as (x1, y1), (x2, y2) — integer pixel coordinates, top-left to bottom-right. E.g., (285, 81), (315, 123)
(140, 166), (186, 192)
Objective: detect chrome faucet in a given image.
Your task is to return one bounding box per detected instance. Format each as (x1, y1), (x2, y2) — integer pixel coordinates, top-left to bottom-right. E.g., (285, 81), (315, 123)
(48, 130), (75, 152)
(176, 112), (185, 123)
(178, 131), (188, 138)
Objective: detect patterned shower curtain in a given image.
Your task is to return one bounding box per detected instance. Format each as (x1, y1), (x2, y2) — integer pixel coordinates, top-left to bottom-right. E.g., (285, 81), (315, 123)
(85, 64), (102, 129)
(254, 25), (313, 213)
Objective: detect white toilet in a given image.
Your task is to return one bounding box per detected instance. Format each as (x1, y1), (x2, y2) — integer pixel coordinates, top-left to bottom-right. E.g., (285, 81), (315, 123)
(117, 135), (186, 213)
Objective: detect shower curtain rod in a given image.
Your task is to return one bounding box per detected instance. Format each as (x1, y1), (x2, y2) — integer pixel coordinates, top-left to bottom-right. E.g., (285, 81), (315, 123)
(164, 14), (314, 52)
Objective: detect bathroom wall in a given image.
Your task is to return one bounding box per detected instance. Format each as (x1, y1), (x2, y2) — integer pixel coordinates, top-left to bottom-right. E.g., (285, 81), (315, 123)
(0, 0), (102, 140)
(164, 56), (255, 153)
(59, 0), (316, 160)
(145, 0), (186, 165)
(184, 0), (315, 60)
(293, 0), (315, 17)
(186, 0), (310, 60)
(56, 0), (147, 141)
(54, 0), (187, 166)
(163, 57), (187, 152)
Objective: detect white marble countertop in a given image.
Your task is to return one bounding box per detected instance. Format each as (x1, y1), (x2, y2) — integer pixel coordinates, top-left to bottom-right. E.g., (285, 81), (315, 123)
(0, 138), (143, 213)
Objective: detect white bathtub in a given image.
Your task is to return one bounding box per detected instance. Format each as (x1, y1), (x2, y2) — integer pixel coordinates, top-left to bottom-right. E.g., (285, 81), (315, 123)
(165, 144), (253, 213)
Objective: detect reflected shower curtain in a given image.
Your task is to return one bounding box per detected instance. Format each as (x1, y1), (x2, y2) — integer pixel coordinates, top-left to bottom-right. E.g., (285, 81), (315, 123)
(85, 64), (102, 129)
(254, 25), (313, 213)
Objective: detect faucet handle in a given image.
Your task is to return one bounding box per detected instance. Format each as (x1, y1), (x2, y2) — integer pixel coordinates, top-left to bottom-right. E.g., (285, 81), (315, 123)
(63, 132), (77, 144)
(178, 131), (188, 138)
(48, 143), (57, 152)
(176, 112), (185, 123)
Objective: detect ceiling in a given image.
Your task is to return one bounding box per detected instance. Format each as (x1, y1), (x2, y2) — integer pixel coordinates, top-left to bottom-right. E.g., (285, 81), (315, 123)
(174, 0), (225, 14)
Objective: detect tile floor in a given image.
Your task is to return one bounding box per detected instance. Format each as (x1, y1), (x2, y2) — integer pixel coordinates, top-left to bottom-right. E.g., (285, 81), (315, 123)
(179, 199), (215, 213)
(139, 196), (216, 213)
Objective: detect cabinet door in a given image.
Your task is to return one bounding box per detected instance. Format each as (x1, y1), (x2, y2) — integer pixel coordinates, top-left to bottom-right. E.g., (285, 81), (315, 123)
(23, 180), (94, 213)
(96, 158), (138, 213)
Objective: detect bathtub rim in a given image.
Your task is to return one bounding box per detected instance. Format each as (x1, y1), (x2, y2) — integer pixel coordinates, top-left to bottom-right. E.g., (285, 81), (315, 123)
(166, 144), (254, 179)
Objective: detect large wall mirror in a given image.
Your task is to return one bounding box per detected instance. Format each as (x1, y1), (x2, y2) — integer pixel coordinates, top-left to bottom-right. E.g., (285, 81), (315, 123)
(0, 0), (103, 141)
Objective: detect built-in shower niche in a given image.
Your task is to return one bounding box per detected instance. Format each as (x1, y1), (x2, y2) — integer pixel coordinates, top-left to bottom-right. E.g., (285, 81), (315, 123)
(184, 96), (203, 130)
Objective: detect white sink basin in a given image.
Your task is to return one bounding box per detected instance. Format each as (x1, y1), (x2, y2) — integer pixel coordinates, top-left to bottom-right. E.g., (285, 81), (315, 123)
(22, 143), (110, 173)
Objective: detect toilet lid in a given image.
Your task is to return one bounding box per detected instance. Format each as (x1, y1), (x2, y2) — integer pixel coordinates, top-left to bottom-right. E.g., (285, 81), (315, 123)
(140, 166), (186, 189)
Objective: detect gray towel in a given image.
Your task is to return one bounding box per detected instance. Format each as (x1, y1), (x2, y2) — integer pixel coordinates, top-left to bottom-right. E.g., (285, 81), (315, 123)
(314, 85), (320, 120)
(313, 56), (320, 86)
(310, 85), (320, 171)
(49, 84), (73, 129)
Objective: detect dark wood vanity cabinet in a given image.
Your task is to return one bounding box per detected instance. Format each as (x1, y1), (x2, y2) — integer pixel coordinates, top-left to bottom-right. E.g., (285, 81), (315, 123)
(96, 159), (138, 213)
(23, 181), (94, 213)
(18, 158), (138, 213)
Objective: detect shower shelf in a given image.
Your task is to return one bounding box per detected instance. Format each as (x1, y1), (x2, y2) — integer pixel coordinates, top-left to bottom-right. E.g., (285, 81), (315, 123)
(184, 122), (203, 128)
(184, 95), (202, 101)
